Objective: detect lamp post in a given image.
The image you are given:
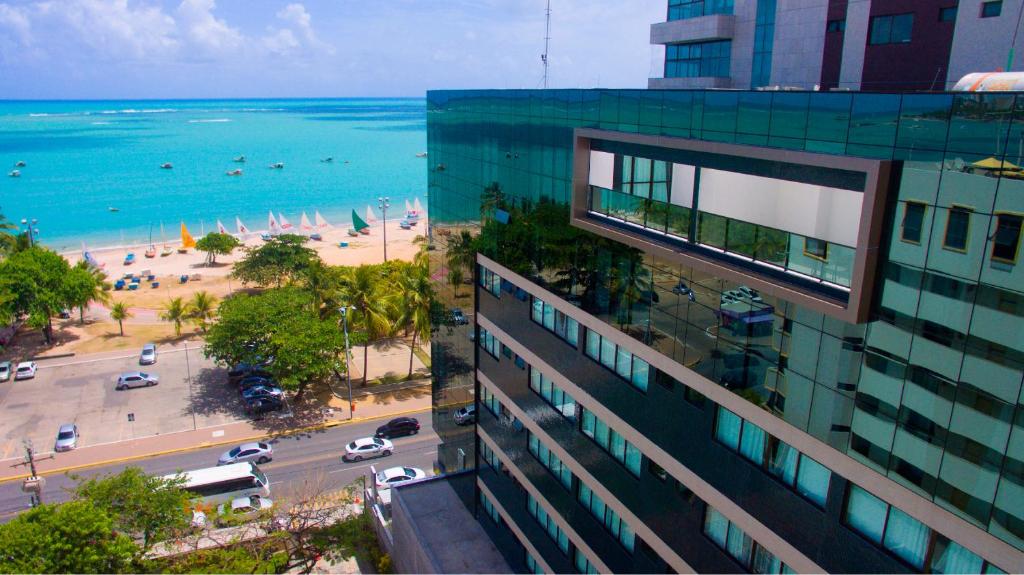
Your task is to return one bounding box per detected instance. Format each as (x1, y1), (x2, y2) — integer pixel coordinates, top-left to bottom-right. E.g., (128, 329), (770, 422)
(377, 196), (390, 262)
(339, 306), (356, 420)
(20, 218), (38, 248)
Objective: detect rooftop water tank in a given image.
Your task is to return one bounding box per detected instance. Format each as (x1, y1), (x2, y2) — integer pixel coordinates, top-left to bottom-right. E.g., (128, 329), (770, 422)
(953, 72), (1024, 92)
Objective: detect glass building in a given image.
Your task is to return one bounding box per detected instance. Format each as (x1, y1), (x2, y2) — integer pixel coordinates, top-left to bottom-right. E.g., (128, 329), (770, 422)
(427, 89), (1024, 573)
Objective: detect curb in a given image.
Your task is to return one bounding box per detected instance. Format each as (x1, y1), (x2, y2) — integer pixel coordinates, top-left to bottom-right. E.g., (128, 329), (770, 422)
(0, 406), (429, 484)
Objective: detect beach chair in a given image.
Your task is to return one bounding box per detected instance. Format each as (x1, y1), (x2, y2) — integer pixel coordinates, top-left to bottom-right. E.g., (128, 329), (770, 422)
(130, 277), (141, 283)
(180, 275), (189, 284)
(114, 279), (126, 290)
(147, 274), (155, 281)
(128, 283), (139, 290)
(151, 282), (160, 289)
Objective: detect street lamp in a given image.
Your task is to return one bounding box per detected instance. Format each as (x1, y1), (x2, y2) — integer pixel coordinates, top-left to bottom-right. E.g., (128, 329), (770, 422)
(377, 196), (390, 262)
(339, 306), (356, 420)
(20, 218), (38, 248)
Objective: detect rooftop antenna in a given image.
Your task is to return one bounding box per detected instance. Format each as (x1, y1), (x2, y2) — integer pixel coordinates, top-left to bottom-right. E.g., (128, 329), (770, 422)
(542, 0), (551, 88)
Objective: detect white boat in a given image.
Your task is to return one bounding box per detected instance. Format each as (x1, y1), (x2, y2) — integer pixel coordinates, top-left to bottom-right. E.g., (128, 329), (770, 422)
(268, 211), (281, 235)
(233, 155), (246, 163)
(414, 197), (424, 213)
(300, 212), (315, 233)
(226, 169), (243, 176)
(415, 152), (427, 158)
(8, 170), (19, 178)
(109, 206), (120, 212)
(160, 163), (173, 169)
(314, 211), (332, 229)
(216, 220), (229, 235)
(236, 217), (250, 236)
(366, 205), (378, 223)
(321, 157), (334, 163)
(269, 162), (284, 169)
(279, 213), (294, 231)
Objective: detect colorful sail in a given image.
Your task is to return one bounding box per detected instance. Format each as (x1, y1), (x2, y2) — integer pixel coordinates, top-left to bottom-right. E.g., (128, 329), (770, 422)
(352, 209), (370, 231)
(216, 220), (229, 235)
(414, 197), (424, 213)
(180, 222), (196, 249)
(268, 211), (280, 235)
(314, 210), (331, 229)
(366, 205), (377, 223)
(279, 213), (294, 231)
(236, 217), (250, 235)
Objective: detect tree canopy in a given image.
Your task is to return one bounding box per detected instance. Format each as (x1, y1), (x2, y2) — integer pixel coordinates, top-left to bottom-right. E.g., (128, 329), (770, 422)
(203, 287), (345, 393)
(231, 234), (318, 287)
(195, 232), (242, 265)
(0, 247), (74, 342)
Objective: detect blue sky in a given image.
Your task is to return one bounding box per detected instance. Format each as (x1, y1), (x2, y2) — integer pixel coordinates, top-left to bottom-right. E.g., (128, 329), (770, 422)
(0, 0), (664, 99)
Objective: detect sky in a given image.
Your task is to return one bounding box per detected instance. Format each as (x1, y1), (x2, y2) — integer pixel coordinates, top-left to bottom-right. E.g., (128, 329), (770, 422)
(0, 0), (665, 99)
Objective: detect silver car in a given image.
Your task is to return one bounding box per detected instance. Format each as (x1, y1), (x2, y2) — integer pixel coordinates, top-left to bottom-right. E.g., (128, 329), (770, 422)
(218, 442), (273, 465)
(139, 343), (157, 365)
(54, 423), (79, 452)
(116, 371), (159, 390)
(0, 361), (10, 382)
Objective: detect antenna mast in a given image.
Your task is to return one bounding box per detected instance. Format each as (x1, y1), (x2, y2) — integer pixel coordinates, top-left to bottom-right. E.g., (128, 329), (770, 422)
(542, 0), (551, 88)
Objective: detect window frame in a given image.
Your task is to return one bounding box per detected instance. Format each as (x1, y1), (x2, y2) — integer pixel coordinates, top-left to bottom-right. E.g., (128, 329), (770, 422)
(942, 204), (973, 253)
(900, 201), (927, 245)
(939, 6), (957, 21)
(981, 0), (1002, 18)
(803, 237), (829, 262)
(869, 13), (914, 45)
(991, 211), (1023, 264)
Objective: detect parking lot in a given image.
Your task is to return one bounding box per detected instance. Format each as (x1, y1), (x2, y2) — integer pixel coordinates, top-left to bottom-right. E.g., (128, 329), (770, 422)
(0, 344), (245, 459)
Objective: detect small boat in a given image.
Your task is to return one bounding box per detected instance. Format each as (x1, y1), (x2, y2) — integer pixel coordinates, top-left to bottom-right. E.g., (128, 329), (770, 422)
(160, 163), (173, 169)
(260, 232), (272, 241)
(233, 155), (246, 163)
(314, 211), (332, 229)
(159, 222), (172, 256)
(279, 213), (294, 231)
(145, 247), (156, 258)
(320, 157), (334, 163)
(347, 228), (359, 237)
(15, 161), (26, 167)
(352, 209), (370, 235)
(8, 170), (19, 178)
(124, 253), (136, 265)
(415, 152), (427, 158)
(310, 233), (323, 241)
(161, 246), (173, 257)
(178, 222), (196, 253)
(359, 228), (370, 235)
(300, 212), (315, 234)
(268, 211), (281, 235)
(226, 169), (243, 176)
(399, 220), (412, 230)
(269, 162), (284, 169)
(108, 206), (119, 212)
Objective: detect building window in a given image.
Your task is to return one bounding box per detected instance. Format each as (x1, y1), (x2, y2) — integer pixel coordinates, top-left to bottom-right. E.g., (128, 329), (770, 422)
(844, 486), (931, 569)
(527, 494), (570, 555)
(668, 0), (734, 21)
(826, 19), (845, 32)
(943, 206), (972, 252)
(478, 264), (501, 298)
(580, 407), (643, 477)
(528, 431), (573, 490)
(703, 506), (790, 573)
(665, 40), (732, 78)
(525, 551), (545, 575)
(751, 0), (776, 88)
(577, 482), (636, 552)
(901, 202), (926, 244)
(531, 296), (579, 347)
(981, 1), (1002, 17)
(480, 384), (501, 416)
(480, 490), (500, 524)
(529, 367), (577, 421)
(803, 237), (828, 261)
(869, 13), (914, 45)
(939, 6), (958, 21)
(991, 213), (1022, 263)
(478, 326), (500, 358)
(584, 329), (650, 392)
(574, 548), (599, 575)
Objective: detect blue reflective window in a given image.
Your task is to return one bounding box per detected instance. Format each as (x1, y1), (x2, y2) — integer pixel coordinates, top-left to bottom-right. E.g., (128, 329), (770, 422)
(665, 40), (732, 78)
(981, 1), (1002, 17)
(869, 13), (914, 44)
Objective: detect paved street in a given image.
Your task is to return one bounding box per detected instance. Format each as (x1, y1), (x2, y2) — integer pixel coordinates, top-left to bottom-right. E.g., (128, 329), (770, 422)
(0, 408), (435, 521)
(0, 343), (240, 460)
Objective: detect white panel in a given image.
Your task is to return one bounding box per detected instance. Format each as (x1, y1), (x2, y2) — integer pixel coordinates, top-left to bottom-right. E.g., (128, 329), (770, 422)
(588, 150), (615, 189)
(697, 168), (862, 246)
(670, 163), (696, 208)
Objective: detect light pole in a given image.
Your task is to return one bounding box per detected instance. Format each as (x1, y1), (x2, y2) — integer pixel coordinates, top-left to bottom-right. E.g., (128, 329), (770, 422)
(377, 196), (390, 262)
(339, 306), (356, 420)
(20, 218), (38, 248)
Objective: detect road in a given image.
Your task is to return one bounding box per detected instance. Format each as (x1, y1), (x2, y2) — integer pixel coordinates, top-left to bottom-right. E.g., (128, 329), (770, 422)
(0, 408), (434, 521)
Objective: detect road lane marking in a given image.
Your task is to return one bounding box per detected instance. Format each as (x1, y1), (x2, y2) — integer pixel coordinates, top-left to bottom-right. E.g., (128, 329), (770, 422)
(36, 346), (205, 370)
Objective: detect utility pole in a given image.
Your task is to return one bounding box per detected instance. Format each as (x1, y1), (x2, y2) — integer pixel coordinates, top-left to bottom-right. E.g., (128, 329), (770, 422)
(21, 441), (45, 507)
(378, 197), (390, 262)
(542, 0), (551, 89)
(20, 218), (38, 248)
(339, 306), (355, 420)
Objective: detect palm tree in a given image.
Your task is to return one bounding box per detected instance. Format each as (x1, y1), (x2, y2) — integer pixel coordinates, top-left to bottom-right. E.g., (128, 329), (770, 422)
(339, 265), (393, 386)
(480, 181), (504, 221)
(300, 260), (340, 318)
(160, 297), (189, 337)
(447, 265), (464, 297)
(389, 268), (433, 378)
(70, 261), (111, 324)
(189, 291), (217, 333)
(109, 302), (131, 336)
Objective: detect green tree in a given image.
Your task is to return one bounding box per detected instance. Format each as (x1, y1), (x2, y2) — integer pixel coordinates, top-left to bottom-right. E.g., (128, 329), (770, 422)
(0, 210), (19, 255)
(480, 181), (505, 222)
(109, 302), (132, 336)
(338, 266), (392, 386)
(0, 247), (73, 343)
(161, 297), (189, 337)
(0, 499), (138, 573)
(73, 466), (192, 552)
(188, 290), (218, 332)
(232, 234), (319, 287)
(147, 544), (288, 574)
(64, 263), (110, 324)
(299, 260), (344, 318)
(204, 287), (345, 395)
(194, 232), (242, 265)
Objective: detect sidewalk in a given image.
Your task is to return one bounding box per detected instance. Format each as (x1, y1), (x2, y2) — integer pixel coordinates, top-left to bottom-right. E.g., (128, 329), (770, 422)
(0, 380), (431, 483)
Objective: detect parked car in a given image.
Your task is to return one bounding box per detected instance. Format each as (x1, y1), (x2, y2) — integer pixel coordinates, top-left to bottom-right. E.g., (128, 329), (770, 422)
(241, 385), (284, 401)
(375, 417), (420, 439)
(343, 437), (393, 461)
(139, 343), (157, 365)
(672, 281), (697, 302)
(450, 308), (469, 325)
(116, 371), (159, 390)
(217, 495), (273, 525)
(228, 363), (272, 383)
(239, 376), (277, 393)
(454, 404), (476, 425)
(0, 361), (11, 382)
(736, 286), (764, 303)
(14, 361), (36, 380)
(245, 396), (285, 418)
(59, 309), (72, 319)
(54, 423), (79, 452)
(218, 442), (273, 465)
(374, 466), (426, 490)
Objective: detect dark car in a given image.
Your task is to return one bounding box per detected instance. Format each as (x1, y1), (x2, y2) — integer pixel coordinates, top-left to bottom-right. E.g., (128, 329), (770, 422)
(246, 396), (285, 418)
(228, 363), (273, 383)
(239, 376), (276, 393)
(375, 417), (420, 439)
(450, 308), (469, 325)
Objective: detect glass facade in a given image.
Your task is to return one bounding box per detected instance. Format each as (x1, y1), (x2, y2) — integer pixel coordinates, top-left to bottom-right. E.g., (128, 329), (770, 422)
(664, 41), (732, 79)
(667, 0), (733, 21)
(751, 0), (776, 88)
(428, 89), (1024, 571)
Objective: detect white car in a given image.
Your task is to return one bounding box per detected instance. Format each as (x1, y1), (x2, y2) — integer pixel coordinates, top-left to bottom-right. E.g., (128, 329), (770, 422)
(374, 466), (426, 490)
(116, 371), (159, 390)
(0, 361), (11, 382)
(343, 436), (394, 462)
(14, 361), (36, 380)
(218, 442), (273, 465)
(216, 494), (273, 525)
(139, 343), (157, 365)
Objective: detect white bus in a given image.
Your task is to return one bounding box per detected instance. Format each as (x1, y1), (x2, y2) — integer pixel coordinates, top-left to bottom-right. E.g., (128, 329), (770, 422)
(165, 461), (270, 504)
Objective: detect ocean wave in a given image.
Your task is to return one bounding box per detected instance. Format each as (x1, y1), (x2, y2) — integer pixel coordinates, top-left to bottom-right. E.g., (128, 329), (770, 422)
(28, 112), (76, 117)
(90, 121), (111, 125)
(99, 108), (177, 115)
(187, 118), (231, 123)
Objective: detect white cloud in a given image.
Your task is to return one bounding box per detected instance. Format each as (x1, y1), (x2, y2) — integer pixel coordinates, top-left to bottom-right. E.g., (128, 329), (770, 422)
(262, 27), (299, 56)
(270, 3), (333, 56)
(176, 0), (243, 55)
(0, 3), (32, 45)
(53, 0), (178, 60)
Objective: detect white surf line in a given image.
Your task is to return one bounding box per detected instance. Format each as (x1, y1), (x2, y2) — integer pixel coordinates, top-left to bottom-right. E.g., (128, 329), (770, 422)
(36, 345), (204, 370)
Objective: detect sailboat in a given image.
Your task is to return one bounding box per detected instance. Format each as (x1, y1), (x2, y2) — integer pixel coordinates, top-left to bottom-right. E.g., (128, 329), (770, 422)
(178, 222), (196, 254)
(160, 223), (173, 256)
(352, 209), (370, 235)
(236, 216), (250, 237)
(268, 211), (281, 235)
(314, 211), (331, 229)
(414, 197), (424, 214)
(365, 205), (378, 224)
(144, 223), (156, 258)
(300, 212), (314, 233)
(405, 199), (413, 213)
(216, 220), (229, 235)
(279, 213), (294, 232)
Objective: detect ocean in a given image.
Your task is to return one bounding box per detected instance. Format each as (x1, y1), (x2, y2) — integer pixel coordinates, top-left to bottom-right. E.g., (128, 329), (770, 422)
(0, 99), (427, 251)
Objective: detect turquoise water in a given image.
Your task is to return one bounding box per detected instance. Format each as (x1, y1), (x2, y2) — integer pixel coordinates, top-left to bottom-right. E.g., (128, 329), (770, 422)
(0, 99), (426, 251)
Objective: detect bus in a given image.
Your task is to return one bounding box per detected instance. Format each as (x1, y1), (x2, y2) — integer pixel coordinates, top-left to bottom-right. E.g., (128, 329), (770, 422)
(165, 462), (270, 504)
